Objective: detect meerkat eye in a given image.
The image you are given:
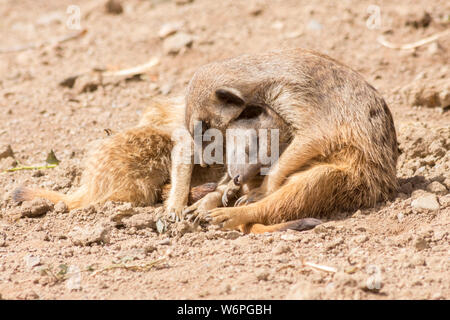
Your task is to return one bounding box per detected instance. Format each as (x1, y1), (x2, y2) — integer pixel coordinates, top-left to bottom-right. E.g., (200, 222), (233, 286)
(237, 105), (264, 119)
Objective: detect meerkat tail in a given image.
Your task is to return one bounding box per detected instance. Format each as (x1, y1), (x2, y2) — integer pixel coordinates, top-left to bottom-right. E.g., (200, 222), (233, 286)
(240, 218), (322, 234)
(13, 186), (88, 210)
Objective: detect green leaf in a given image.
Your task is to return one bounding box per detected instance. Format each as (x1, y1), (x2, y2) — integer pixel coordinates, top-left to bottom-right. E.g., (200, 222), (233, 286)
(45, 150), (60, 165)
(57, 264), (68, 275)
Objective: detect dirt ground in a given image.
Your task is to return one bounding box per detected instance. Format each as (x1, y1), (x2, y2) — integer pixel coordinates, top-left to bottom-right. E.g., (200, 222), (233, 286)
(0, 0), (449, 300)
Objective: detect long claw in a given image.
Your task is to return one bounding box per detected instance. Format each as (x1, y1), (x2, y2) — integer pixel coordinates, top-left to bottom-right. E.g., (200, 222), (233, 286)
(234, 196), (246, 207)
(168, 211), (176, 221)
(221, 193), (228, 207)
(183, 206), (195, 216)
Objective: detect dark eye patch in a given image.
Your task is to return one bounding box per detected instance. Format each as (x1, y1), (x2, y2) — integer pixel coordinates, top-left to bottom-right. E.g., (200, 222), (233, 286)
(237, 105), (264, 120)
(215, 88), (245, 106)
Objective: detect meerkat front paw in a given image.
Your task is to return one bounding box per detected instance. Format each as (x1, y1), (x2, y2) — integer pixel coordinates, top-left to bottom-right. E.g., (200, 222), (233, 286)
(208, 207), (252, 230)
(183, 199), (208, 223)
(166, 204), (185, 222)
(234, 187), (265, 206)
(183, 191), (223, 224)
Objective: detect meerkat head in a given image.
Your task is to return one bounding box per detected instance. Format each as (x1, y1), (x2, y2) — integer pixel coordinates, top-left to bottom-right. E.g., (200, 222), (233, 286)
(185, 85), (246, 138)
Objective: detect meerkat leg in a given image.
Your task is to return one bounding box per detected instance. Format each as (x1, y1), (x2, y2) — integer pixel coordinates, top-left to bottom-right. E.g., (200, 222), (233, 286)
(263, 135), (321, 193)
(208, 163), (349, 230)
(165, 134), (194, 220)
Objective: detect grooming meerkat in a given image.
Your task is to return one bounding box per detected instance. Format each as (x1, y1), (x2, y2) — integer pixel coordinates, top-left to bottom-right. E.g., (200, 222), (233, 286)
(172, 48), (399, 232)
(182, 103), (293, 219)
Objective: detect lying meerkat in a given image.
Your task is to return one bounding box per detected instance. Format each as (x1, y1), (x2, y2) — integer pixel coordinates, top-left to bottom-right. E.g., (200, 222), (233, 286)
(172, 48), (399, 232)
(13, 98), (225, 210)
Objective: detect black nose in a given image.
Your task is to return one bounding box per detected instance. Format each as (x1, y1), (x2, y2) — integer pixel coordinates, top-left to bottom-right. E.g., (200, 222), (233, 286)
(233, 174), (241, 186)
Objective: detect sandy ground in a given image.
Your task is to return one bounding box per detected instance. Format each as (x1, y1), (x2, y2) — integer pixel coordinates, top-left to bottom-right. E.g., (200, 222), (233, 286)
(0, 0), (449, 300)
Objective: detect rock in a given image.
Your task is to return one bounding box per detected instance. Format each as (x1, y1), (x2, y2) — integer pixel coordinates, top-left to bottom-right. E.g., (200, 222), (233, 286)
(313, 224), (330, 233)
(411, 193), (440, 211)
(223, 231), (241, 240)
(286, 281), (322, 299)
(271, 21), (284, 30)
(307, 20), (323, 31)
(23, 254), (41, 268)
(65, 265), (81, 291)
(284, 31), (304, 39)
(158, 21), (183, 38)
(411, 255), (426, 266)
(163, 33), (193, 55)
(414, 237), (429, 251)
(32, 170), (44, 177)
(428, 140), (446, 158)
(439, 194), (450, 207)
(54, 201), (68, 214)
(175, 0), (194, 5)
(174, 221), (194, 236)
(333, 272), (358, 287)
(326, 238), (344, 251)
(155, 218), (167, 234)
(280, 233), (301, 241)
(18, 290), (39, 300)
(272, 243), (291, 255)
(426, 181), (447, 195)
(68, 224), (111, 246)
(256, 271), (270, 281)
(157, 238), (171, 246)
(110, 203), (137, 223)
(405, 11), (432, 29)
(354, 235), (369, 244)
(428, 42), (443, 55)
(0, 156), (17, 170)
(0, 145), (14, 159)
(105, 0), (123, 15)
(432, 231), (447, 242)
(400, 182), (413, 194)
(402, 79), (450, 108)
(439, 88), (450, 107)
(123, 213), (155, 230)
(249, 6), (263, 16)
(144, 244), (157, 254)
(18, 199), (53, 217)
(159, 82), (173, 95)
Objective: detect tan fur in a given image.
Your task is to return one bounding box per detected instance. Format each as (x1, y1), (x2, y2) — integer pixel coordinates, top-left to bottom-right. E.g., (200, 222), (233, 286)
(183, 103), (291, 220)
(183, 48), (399, 231)
(13, 97), (227, 211)
(15, 125), (173, 209)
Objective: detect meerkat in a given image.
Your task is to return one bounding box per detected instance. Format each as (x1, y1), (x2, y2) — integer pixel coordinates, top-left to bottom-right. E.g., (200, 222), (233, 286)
(172, 48), (399, 232)
(13, 98), (224, 210)
(183, 102), (292, 218)
(182, 102), (322, 233)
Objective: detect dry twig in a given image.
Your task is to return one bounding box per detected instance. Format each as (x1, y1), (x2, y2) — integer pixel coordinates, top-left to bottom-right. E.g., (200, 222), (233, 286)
(301, 259), (337, 273)
(0, 29), (87, 54)
(377, 29), (450, 50)
(90, 258), (167, 276)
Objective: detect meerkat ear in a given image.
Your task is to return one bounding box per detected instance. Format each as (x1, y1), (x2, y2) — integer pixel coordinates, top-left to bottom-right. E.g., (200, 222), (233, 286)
(215, 87), (245, 106)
